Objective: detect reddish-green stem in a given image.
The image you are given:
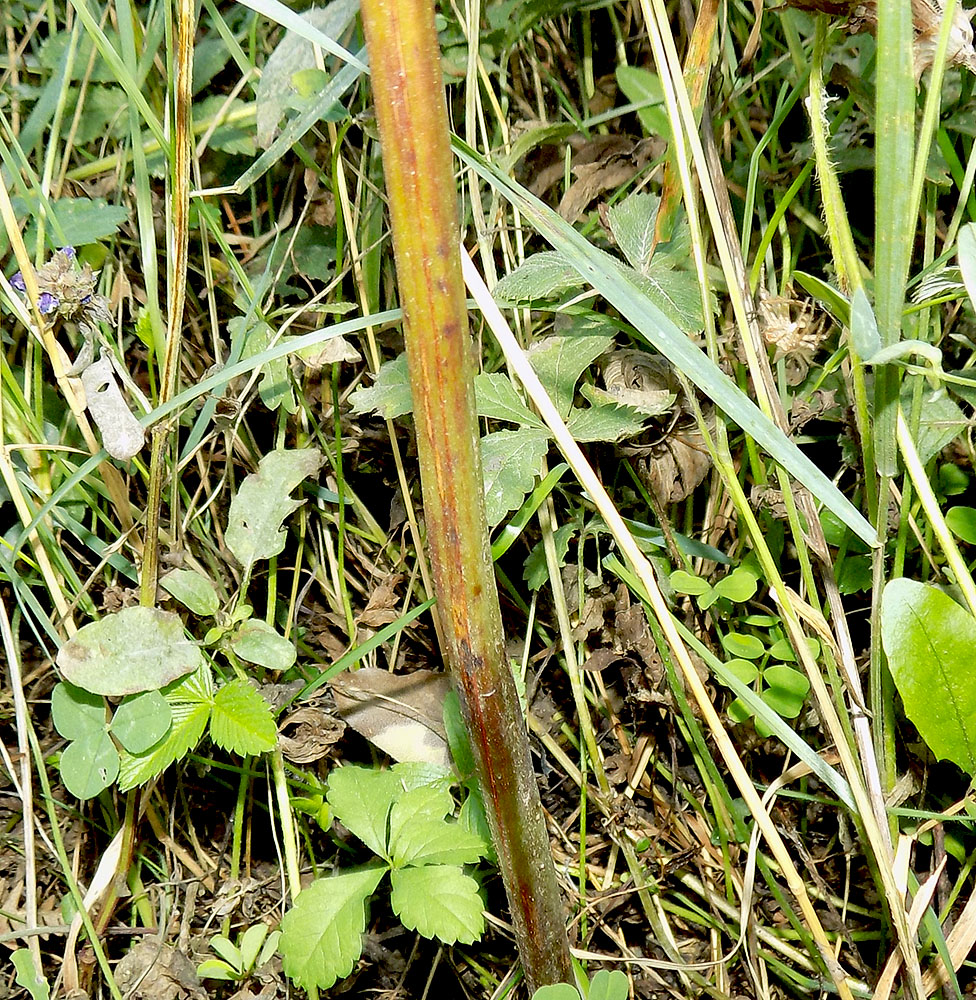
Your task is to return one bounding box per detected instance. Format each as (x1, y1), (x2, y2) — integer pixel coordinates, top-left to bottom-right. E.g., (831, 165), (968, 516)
(358, 0), (572, 990)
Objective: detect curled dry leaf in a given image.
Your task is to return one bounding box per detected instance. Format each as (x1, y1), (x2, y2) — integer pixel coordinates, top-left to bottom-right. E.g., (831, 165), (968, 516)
(601, 349), (713, 504)
(756, 287), (828, 387)
(278, 705), (346, 764)
(113, 938), (206, 1000)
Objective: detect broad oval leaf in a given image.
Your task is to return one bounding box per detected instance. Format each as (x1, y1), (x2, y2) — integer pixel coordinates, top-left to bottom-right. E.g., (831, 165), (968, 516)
(229, 618), (297, 671)
(279, 867), (386, 991)
(56, 607), (203, 696)
(160, 568), (220, 616)
(881, 578), (976, 775)
(481, 428), (550, 527)
(946, 506), (976, 545)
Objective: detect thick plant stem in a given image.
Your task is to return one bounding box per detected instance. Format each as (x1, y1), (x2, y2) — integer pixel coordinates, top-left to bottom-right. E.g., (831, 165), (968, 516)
(358, 0), (572, 990)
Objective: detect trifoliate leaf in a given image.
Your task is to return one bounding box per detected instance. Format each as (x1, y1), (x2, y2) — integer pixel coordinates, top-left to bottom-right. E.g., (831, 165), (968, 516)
(225, 448), (324, 570)
(389, 865), (484, 944)
(56, 607), (203, 696)
(348, 354), (413, 419)
(160, 568), (220, 616)
(279, 866), (387, 991)
(210, 679), (277, 755)
(480, 428), (550, 527)
(327, 765), (400, 859)
(60, 730), (119, 800)
(51, 682), (106, 740)
(111, 691), (171, 753)
(229, 618), (297, 670)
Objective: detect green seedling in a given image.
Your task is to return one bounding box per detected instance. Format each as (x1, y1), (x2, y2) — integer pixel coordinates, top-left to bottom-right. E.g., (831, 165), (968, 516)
(719, 620), (815, 737)
(279, 762), (489, 992)
(197, 923), (280, 983)
(532, 968), (629, 1000)
(670, 564), (759, 611)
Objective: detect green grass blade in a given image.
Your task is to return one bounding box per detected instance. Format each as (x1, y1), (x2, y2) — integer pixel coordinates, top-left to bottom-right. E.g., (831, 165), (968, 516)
(873, 0), (916, 477)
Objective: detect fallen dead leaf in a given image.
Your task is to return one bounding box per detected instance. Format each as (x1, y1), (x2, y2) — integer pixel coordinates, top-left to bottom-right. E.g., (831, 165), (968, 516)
(331, 667), (451, 768)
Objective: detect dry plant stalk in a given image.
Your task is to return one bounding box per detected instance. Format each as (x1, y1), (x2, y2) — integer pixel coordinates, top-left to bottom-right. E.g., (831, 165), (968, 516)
(358, 0), (572, 990)
(777, 0), (976, 78)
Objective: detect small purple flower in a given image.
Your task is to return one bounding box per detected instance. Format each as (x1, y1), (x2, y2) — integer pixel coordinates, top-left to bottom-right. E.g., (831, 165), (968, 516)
(58, 246), (76, 260)
(10, 272), (25, 293)
(38, 292), (60, 314)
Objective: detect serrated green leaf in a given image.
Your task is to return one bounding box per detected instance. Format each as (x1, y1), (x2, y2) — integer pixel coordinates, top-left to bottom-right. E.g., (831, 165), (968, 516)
(454, 139), (877, 548)
(225, 448), (324, 570)
(481, 428), (550, 527)
(51, 682), (106, 740)
(630, 260), (704, 334)
(881, 579), (976, 775)
(111, 691), (171, 753)
(327, 765), (400, 858)
(579, 379), (675, 418)
(566, 395), (650, 444)
(902, 386), (966, 467)
(526, 334), (613, 417)
(160, 568), (220, 616)
(279, 866), (387, 991)
(118, 698), (211, 791)
(56, 607), (203, 696)
(348, 354), (413, 418)
(387, 785), (487, 867)
(389, 865), (484, 944)
(475, 372), (545, 428)
(493, 251), (585, 302)
(210, 680), (277, 755)
(229, 618), (297, 670)
(607, 192), (659, 274)
(60, 730), (119, 800)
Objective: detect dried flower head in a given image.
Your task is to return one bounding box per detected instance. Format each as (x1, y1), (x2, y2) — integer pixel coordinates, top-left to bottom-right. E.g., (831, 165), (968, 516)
(757, 287), (828, 385)
(9, 247), (111, 328)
